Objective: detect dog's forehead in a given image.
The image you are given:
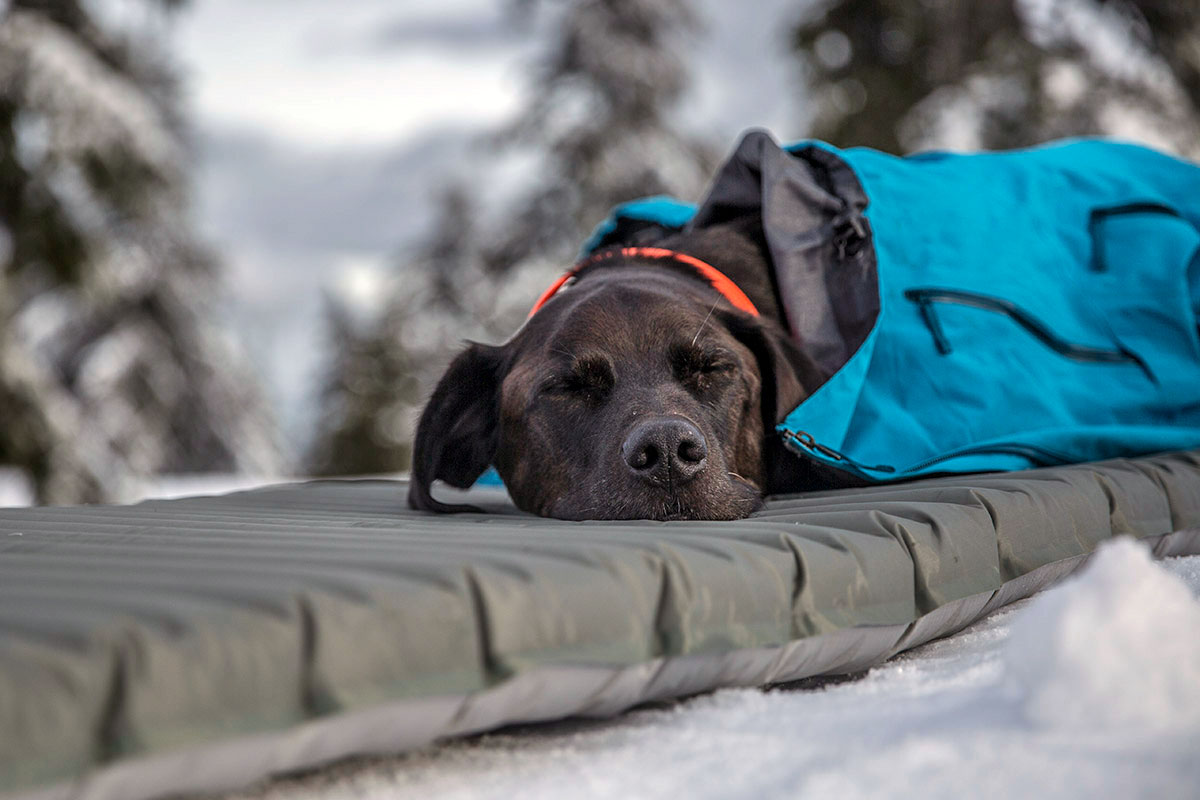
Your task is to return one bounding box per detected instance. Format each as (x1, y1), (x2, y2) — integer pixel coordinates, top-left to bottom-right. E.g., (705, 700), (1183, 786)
(520, 279), (729, 359)
(557, 299), (687, 354)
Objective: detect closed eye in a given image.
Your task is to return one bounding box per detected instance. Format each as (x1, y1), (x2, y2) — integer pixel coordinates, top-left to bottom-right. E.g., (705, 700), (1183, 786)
(540, 355), (614, 399)
(698, 357), (736, 374)
(543, 374), (593, 394)
(671, 344), (738, 385)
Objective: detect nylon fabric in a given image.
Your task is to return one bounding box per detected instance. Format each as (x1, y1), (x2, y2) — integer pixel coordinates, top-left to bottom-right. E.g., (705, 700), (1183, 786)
(584, 132), (1200, 483)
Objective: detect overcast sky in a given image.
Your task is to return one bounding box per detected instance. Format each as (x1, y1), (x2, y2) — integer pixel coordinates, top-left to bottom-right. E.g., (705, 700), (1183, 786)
(168, 0), (808, 463)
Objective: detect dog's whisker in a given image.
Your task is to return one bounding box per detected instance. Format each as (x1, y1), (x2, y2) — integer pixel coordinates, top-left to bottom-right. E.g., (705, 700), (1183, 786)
(691, 297), (721, 346)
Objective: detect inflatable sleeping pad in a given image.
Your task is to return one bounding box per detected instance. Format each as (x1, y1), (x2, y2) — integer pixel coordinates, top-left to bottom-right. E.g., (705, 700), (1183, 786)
(2, 451), (1200, 799)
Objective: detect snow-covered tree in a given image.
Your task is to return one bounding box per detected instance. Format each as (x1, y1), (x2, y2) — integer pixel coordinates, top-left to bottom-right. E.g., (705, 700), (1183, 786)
(0, 0), (280, 504)
(305, 290), (419, 477)
(307, 0), (717, 475)
(480, 0), (716, 271)
(792, 0), (1200, 157)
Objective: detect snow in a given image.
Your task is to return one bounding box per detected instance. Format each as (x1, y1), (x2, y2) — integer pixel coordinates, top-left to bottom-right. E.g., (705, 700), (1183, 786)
(123, 473), (301, 503)
(223, 539), (1200, 800)
(2, 10), (182, 178)
(0, 470), (294, 507)
(1018, 0), (1174, 91)
(1005, 537), (1200, 732)
(0, 468), (34, 508)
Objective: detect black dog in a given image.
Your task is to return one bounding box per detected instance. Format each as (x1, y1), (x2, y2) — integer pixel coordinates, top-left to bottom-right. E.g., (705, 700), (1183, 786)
(408, 216), (829, 520)
(411, 128), (1200, 519)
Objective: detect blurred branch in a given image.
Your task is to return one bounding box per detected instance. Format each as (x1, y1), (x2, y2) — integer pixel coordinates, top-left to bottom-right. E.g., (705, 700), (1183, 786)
(791, 0), (1200, 155)
(1, 0), (280, 502)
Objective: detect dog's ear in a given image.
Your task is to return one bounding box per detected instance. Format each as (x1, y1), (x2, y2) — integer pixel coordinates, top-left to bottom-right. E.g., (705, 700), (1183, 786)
(408, 343), (505, 513)
(716, 310), (823, 425)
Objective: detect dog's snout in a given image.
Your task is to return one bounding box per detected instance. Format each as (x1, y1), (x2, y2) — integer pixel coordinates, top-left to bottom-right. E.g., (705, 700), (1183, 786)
(621, 417), (708, 485)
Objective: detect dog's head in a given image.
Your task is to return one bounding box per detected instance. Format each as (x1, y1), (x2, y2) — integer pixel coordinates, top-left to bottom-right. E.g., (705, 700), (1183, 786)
(409, 255), (816, 520)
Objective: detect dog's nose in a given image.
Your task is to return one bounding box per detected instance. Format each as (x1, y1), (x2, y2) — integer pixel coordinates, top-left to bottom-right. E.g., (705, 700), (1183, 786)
(621, 417), (708, 485)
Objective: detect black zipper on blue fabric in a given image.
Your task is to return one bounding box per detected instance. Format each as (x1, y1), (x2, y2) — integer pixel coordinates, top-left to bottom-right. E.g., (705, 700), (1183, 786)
(781, 428), (1072, 478)
(903, 288), (1144, 366)
(1088, 202), (1183, 273)
(781, 429), (896, 474)
(901, 442), (1074, 473)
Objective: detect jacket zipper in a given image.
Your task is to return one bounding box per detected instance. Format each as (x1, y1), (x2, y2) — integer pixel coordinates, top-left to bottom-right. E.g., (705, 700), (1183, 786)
(903, 288), (1144, 366)
(902, 442), (1074, 474)
(1088, 202), (1183, 273)
(781, 429), (896, 474)
(781, 429), (1073, 477)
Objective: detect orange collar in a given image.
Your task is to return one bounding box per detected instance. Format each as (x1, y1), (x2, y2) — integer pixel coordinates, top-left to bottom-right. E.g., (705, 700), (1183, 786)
(527, 246), (760, 318)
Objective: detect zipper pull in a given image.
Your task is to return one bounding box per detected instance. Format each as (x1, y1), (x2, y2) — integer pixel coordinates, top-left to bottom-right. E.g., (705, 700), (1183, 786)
(782, 429), (896, 474)
(832, 213), (867, 260)
(905, 290), (953, 355)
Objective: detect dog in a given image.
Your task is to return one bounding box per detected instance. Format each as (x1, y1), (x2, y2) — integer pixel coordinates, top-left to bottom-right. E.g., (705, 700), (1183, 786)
(407, 215), (831, 521)
(408, 130), (1200, 520)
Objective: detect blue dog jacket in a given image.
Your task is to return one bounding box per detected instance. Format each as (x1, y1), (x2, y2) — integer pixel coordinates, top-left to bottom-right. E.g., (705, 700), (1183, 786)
(586, 131), (1200, 484)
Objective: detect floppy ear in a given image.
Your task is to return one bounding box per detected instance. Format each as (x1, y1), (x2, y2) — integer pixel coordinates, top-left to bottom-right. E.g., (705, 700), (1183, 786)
(408, 342), (505, 513)
(715, 310), (823, 426)
(716, 310), (864, 493)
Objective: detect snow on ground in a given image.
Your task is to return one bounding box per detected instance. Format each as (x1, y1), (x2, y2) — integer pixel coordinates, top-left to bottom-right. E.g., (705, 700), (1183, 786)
(0, 468), (34, 508)
(222, 538), (1200, 800)
(1005, 538), (1200, 733)
(0, 471), (299, 507)
(123, 474), (303, 503)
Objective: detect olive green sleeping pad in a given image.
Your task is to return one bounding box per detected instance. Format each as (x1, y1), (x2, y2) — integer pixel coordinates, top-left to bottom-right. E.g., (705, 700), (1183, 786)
(2, 451), (1199, 800)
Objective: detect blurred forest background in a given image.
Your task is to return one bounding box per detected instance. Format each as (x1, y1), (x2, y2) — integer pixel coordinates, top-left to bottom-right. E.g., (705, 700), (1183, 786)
(2, 0), (1198, 504)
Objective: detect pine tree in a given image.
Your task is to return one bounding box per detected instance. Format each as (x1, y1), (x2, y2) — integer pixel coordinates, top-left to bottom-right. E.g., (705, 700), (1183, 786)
(305, 292), (419, 477)
(0, 0), (280, 503)
(481, 0), (716, 272)
(792, 0), (1200, 156)
(1133, 0), (1200, 111)
(306, 0), (717, 476)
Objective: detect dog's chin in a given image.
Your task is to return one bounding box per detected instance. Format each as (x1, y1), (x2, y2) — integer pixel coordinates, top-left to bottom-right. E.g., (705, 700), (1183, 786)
(543, 476), (764, 522)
